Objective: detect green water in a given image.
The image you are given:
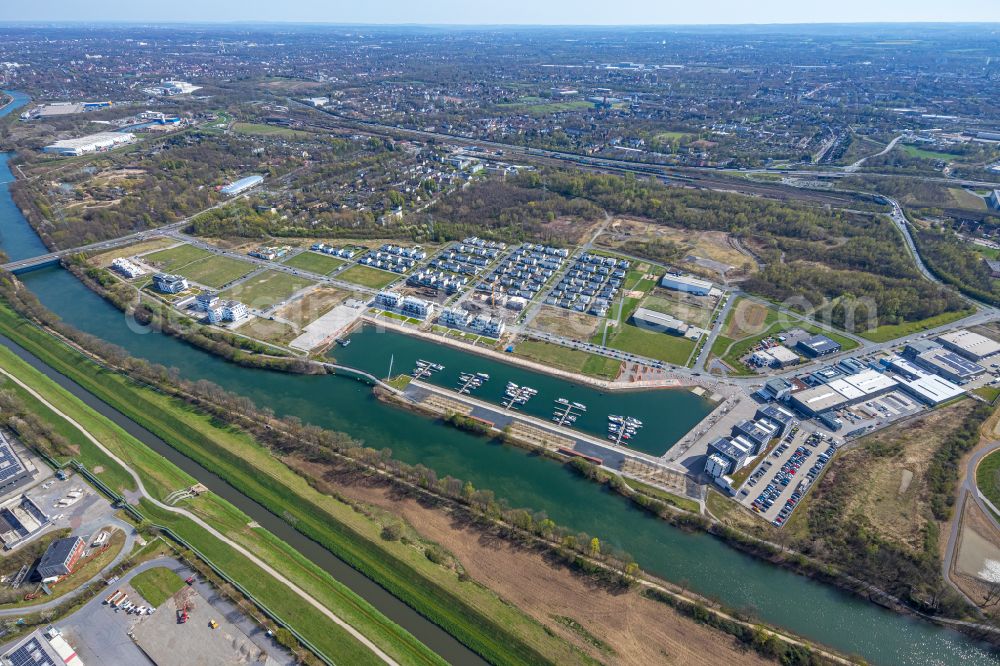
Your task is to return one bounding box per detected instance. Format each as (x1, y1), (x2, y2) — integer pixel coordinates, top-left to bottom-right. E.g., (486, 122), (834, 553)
(17, 268), (996, 665)
(333, 324), (712, 455)
(0, 82), (993, 662)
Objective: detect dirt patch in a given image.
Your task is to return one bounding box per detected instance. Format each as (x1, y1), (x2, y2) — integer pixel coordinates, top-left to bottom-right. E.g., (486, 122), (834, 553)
(235, 317), (297, 345)
(90, 238), (177, 267)
(898, 469), (913, 495)
(275, 286), (351, 329)
(951, 498), (1000, 613)
(723, 299), (769, 339)
(538, 216), (595, 245)
(530, 306), (602, 340)
(841, 400), (976, 551)
(92, 465), (104, 474)
(293, 460), (772, 666)
(599, 219), (756, 276)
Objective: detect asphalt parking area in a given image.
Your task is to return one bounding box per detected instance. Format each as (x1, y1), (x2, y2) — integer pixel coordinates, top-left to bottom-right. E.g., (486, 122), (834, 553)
(738, 429), (838, 527)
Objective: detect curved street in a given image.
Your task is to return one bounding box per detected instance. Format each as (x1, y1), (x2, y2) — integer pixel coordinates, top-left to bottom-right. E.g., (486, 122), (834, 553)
(944, 439), (1000, 608)
(0, 514), (136, 617)
(0, 366), (399, 666)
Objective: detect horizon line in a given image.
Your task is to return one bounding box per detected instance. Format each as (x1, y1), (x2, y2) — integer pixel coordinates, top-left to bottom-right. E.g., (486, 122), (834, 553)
(0, 19), (998, 28)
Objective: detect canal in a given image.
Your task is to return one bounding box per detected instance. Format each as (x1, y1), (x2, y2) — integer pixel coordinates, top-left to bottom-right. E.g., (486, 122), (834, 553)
(2, 91), (997, 664)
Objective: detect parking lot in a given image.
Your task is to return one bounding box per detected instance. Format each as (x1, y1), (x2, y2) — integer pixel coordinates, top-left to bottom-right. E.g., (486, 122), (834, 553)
(20, 557), (295, 666)
(738, 428), (838, 527)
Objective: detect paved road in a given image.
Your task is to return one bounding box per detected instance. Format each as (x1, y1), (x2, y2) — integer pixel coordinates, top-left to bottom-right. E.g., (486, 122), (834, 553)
(943, 439), (1000, 607)
(844, 134), (903, 173)
(0, 515), (136, 617)
(0, 367), (399, 666)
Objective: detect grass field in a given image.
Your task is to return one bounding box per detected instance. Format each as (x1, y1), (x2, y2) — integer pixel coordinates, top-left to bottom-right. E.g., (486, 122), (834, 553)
(497, 99), (592, 115)
(0, 317), (434, 666)
(338, 264), (401, 289)
(899, 144), (960, 162)
(0, 302), (585, 666)
(282, 251), (346, 275)
(977, 450), (1000, 512)
(642, 293), (715, 329)
(597, 321), (697, 366)
(513, 339), (621, 380)
(221, 270), (316, 309)
(858, 309), (975, 343)
(143, 244), (212, 272)
(232, 122), (313, 140)
(709, 297), (858, 374)
(131, 566), (186, 607)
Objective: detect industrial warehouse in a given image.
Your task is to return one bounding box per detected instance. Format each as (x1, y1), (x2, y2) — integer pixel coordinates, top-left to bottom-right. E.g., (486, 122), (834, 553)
(42, 132), (135, 156)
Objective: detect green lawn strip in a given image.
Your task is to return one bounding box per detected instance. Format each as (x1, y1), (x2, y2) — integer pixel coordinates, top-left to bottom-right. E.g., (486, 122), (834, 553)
(976, 449), (1000, 510)
(514, 339), (620, 380)
(178, 256), (256, 289)
(0, 305), (577, 666)
(282, 252), (346, 275)
(974, 386), (1000, 404)
(130, 566), (185, 607)
(623, 479), (699, 513)
(221, 270), (315, 309)
(338, 265), (401, 289)
(0, 316), (439, 666)
(232, 123), (313, 139)
(139, 501), (383, 666)
(142, 244), (212, 272)
(599, 322), (696, 365)
(858, 309), (975, 343)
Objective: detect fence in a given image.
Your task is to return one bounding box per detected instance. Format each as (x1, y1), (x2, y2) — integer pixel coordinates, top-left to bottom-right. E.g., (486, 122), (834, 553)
(35, 450), (336, 666)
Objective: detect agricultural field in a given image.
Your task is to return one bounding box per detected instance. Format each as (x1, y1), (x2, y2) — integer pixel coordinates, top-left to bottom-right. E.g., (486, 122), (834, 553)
(513, 339), (622, 380)
(221, 270), (316, 309)
(283, 251), (347, 275)
(338, 264), (402, 289)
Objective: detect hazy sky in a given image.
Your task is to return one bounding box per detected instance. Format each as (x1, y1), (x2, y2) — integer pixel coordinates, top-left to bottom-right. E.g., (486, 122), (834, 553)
(0, 0), (997, 25)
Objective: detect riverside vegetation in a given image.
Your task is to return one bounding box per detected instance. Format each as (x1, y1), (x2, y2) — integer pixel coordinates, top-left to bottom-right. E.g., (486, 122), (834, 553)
(0, 267), (845, 665)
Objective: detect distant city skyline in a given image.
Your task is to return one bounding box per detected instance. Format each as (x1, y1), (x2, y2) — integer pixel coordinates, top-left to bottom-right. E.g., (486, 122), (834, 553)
(1, 1), (998, 25)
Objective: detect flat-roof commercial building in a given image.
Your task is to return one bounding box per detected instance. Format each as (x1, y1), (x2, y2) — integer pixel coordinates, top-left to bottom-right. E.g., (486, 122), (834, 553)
(797, 334), (842, 358)
(897, 373), (965, 406)
(660, 273), (713, 296)
(2, 627), (84, 666)
(631, 307), (689, 335)
(43, 132), (135, 157)
(0, 433), (35, 500)
(220, 175), (263, 196)
(913, 348), (985, 384)
(937, 330), (1000, 362)
(790, 369), (898, 416)
(37, 536), (85, 581)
